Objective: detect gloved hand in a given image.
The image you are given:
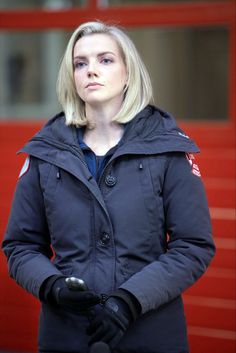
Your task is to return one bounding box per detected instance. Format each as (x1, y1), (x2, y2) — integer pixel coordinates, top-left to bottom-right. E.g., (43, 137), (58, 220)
(87, 289), (141, 349)
(41, 275), (101, 312)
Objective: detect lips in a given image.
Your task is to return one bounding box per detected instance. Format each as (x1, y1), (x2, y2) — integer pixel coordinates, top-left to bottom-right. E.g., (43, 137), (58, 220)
(86, 82), (103, 88)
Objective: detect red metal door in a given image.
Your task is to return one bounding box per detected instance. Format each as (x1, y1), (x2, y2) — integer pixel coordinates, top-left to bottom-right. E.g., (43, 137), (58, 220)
(0, 1), (235, 352)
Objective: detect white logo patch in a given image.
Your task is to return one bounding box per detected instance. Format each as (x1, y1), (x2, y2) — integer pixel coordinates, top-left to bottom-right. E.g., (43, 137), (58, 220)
(178, 131), (189, 139)
(19, 157), (30, 178)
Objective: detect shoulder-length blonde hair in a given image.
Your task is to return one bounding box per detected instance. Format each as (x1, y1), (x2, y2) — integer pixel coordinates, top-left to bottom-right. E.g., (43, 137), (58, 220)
(57, 21), (153, 126)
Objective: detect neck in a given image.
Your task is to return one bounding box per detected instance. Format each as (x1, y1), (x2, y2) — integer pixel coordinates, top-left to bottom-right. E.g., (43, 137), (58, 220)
(85, 100), (122, 127)
(83, 105), (124, 156)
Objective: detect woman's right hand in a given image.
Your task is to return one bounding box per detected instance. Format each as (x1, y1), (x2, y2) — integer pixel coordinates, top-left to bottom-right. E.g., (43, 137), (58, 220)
(43, 276), (101, 312)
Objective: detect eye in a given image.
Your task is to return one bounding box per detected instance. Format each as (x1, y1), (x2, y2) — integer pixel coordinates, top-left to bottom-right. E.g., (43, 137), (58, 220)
(74, 61), (87, 70)
(101, 58), (113, 65)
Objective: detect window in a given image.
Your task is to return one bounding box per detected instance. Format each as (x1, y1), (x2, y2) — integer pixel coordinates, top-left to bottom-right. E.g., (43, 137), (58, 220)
(0, 0), (86, 10)
(0, 31), (70, 119)
(127, 26), (229, 121)
(0, 26), (228, 121)
(107, 0), (224, 5)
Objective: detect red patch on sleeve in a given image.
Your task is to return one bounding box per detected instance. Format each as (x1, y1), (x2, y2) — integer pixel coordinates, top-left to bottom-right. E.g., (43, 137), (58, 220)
(185, 153), (201, 177)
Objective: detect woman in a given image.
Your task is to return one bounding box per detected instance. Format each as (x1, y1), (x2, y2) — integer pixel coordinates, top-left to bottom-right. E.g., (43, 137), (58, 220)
(2, 21), (215, 353)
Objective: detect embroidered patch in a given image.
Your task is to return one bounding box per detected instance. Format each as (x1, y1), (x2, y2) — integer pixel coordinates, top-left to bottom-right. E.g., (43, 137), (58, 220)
(185, 153), (201, 177)
(19, 156), (30, 178)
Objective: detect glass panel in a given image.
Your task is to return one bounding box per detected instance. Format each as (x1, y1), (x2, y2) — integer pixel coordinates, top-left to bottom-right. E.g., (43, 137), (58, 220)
(127, 26), (229, 121)
(107, 0), (225, 5)
(0, 30), (71, 119)
(0, 0), (228, 7)
(0, 0), (86, 10)
(0, 26), (229, 121)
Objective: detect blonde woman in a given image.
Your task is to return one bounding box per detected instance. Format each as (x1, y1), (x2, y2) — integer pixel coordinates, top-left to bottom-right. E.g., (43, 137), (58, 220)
(3, 21), (215, 353)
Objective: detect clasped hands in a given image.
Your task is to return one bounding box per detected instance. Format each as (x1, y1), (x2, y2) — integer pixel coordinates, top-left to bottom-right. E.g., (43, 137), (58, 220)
(44, 276), (140, 349)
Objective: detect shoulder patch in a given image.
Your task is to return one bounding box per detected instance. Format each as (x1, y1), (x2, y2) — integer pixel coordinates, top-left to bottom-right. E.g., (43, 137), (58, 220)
(19, 156), (30, 178)
(178, 131), (189, 139)
(185, 153), (201, 177)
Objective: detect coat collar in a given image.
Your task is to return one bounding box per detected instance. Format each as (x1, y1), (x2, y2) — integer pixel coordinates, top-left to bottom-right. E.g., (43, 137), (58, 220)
(20, 105), (199, 158)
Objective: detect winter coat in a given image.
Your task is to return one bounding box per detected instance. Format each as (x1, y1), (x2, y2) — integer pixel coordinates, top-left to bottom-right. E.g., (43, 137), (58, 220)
(2, 105), (215, 353)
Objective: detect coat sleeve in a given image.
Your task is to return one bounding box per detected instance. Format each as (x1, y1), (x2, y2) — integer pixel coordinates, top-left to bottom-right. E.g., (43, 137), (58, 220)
(120, 152), (216, 314)
(2, 156), (61, 299)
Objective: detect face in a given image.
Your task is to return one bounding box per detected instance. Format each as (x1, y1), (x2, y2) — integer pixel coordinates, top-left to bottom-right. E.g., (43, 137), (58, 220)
(73, 33), (127, 111)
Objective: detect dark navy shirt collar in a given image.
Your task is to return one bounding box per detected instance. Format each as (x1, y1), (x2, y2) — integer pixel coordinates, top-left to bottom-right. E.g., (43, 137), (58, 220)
(77, 126), (126, 181)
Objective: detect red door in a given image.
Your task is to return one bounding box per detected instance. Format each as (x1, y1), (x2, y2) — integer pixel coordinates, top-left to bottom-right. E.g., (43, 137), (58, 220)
(0, 1), (235, 352)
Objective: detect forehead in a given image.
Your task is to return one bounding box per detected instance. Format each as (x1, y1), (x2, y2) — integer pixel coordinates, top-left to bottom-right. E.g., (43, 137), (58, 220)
(73, 33), (121, 56)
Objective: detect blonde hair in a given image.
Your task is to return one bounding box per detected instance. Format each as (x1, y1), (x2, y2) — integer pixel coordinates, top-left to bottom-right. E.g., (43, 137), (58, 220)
(57, 21), (153, 126)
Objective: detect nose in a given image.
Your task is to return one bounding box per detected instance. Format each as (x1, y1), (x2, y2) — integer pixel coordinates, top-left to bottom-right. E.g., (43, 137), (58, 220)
(87, 61), (98, 77)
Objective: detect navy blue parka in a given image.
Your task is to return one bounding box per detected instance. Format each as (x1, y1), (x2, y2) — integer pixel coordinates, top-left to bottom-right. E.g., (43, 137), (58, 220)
(2, 105), (215, 353)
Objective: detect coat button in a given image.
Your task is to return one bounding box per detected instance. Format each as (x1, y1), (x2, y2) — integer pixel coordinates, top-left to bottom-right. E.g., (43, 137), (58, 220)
(105, 174), (117, 187)
(100, 232), (110, 246)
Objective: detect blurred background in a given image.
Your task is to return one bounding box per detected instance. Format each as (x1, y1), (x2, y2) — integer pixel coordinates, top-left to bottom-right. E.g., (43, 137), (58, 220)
(0, 0), (235, 352)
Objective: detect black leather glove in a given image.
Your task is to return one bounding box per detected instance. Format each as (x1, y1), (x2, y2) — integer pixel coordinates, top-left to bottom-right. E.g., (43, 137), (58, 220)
(41, 275), (101, 312)
(87, 289), (141, 349)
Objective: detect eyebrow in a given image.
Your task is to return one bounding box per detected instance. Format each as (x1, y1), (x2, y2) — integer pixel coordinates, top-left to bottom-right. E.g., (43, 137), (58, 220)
(73, 51), (116, 60)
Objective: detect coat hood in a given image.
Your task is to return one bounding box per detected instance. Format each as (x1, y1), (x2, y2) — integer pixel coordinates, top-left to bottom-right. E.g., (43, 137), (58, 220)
(20, 105), (199, 156)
